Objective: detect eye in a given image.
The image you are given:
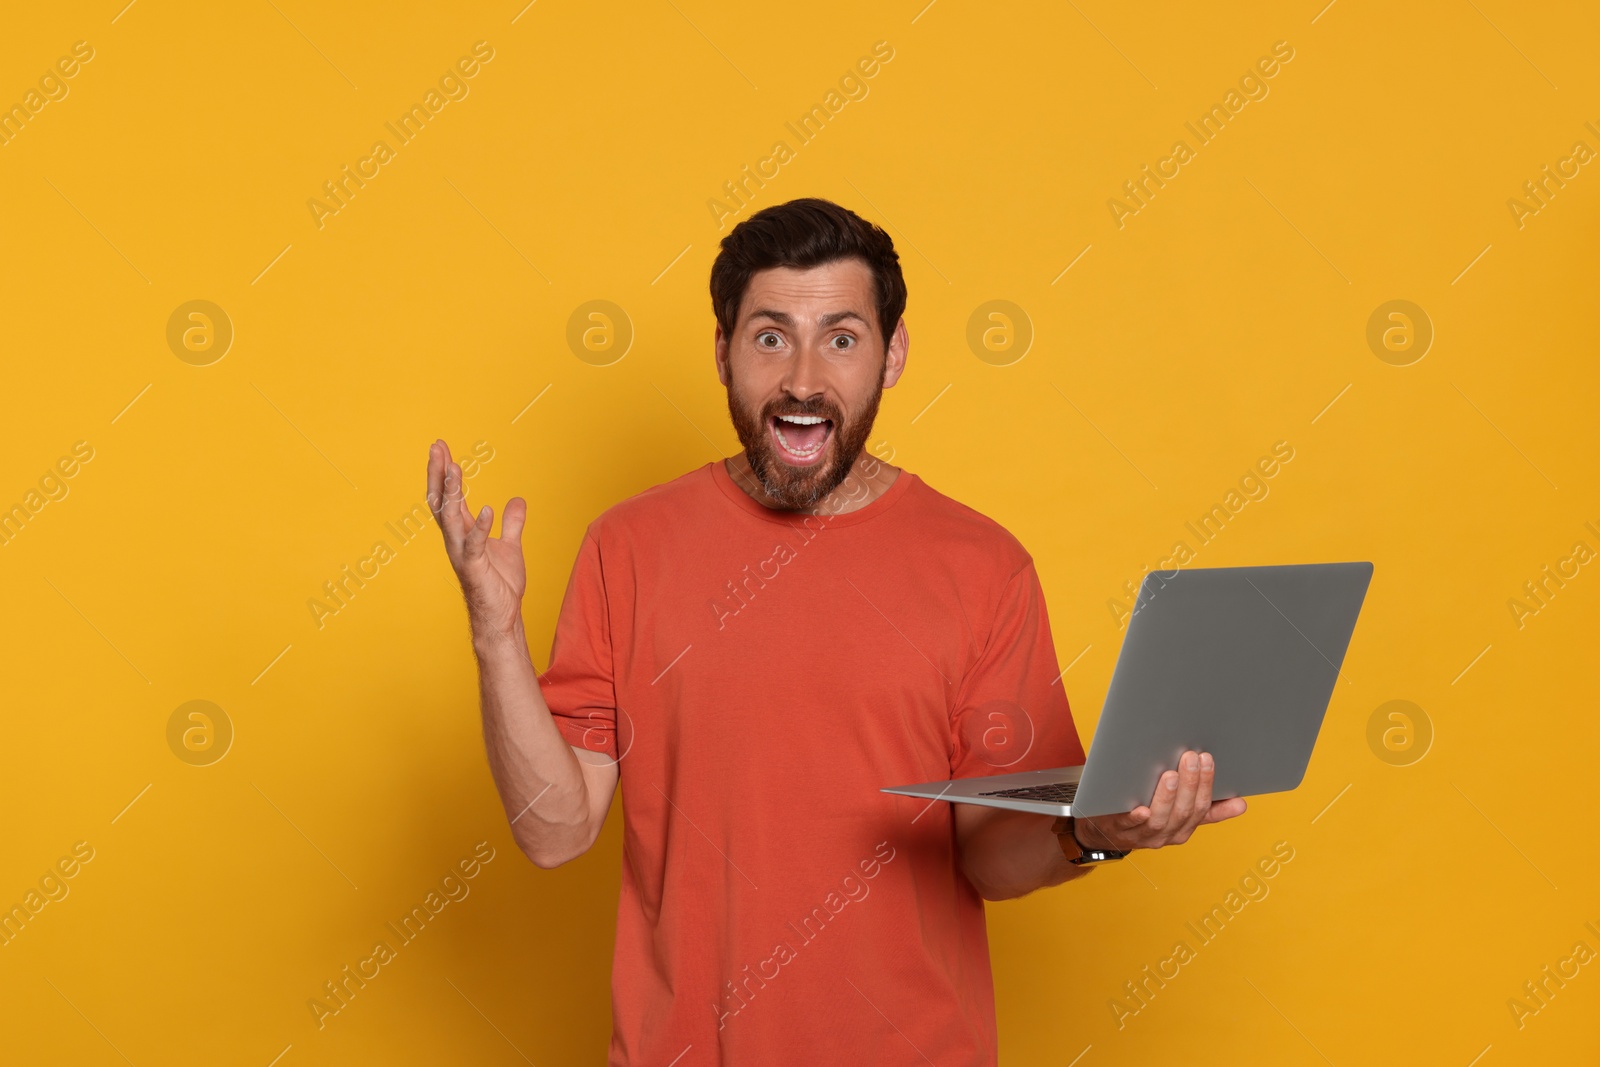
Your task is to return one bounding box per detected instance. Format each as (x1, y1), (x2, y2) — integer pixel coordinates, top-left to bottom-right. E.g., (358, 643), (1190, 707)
(756, 331), (782, 349)
(830, 334), (855, 350)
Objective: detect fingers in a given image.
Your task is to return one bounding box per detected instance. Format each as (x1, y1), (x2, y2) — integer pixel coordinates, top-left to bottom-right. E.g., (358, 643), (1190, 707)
(500, 497), (528, 545)
(427, 440), (450, 526)
(463, 500), (493, 559)
(1167, 752), (1202, 831)
(1202, 796), (1248, 824)
(428, 441), (526, 578)
(1181, 751), (1223, 837)
(1143, 750), (1218, 844)
(1099, 751), (1241, 852)
(428, 441), (468, 552)
(1144, 765), (1180, 831)
(1190, 751), (1217, 831)
(447, 461), (479, 546)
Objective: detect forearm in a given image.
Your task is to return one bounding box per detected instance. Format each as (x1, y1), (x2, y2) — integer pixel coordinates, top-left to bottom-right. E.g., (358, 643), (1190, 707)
(960, 809), (1092, 900)
(473, 620), (596, 866)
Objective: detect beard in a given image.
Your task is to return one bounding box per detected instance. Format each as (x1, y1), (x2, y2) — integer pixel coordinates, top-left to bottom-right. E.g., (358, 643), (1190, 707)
(724, 365), (884, 512)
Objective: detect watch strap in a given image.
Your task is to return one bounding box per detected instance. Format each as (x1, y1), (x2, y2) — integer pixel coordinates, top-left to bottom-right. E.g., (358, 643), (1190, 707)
(1052, 815), (1130, 865)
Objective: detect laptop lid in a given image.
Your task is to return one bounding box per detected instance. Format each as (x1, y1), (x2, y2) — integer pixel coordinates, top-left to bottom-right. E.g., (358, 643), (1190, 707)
(1069, 561), (1373, 817)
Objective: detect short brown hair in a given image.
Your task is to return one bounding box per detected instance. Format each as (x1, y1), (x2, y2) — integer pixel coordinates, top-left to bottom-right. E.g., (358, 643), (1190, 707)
(709, 197), (907, 352)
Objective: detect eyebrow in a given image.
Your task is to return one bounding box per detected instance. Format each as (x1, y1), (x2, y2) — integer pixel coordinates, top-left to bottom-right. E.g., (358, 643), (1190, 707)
(747, 308), (871, 329)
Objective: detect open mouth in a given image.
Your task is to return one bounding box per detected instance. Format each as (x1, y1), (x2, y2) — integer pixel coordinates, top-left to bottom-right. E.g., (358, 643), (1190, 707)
(769, 413), (834, 464)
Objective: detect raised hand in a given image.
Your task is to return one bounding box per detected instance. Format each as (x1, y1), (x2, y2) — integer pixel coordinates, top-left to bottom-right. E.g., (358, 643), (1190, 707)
(426, 439), (528, 638)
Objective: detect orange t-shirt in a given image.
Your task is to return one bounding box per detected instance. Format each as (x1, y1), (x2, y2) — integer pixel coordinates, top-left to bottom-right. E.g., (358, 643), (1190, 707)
(539, 459), (1086, 1066)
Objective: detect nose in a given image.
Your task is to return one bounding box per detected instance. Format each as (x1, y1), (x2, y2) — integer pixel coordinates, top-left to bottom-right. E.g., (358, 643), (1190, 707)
(780, 344), (828, 407)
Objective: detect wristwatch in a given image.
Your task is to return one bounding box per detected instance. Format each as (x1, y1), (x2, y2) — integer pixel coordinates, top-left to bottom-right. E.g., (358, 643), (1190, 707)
(1052, 816), (1130, 866)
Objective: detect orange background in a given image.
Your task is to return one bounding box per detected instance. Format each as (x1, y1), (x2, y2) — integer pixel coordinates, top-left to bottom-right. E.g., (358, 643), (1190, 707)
(1, 1), (1596, 1063)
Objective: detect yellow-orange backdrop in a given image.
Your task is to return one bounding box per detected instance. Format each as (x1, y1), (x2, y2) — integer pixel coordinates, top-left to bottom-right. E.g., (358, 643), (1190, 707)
(2, 1), (1596, 1064)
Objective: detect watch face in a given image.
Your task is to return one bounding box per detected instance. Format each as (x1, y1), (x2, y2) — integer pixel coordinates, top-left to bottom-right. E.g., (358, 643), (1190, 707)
(1058, 818), (1128, 863)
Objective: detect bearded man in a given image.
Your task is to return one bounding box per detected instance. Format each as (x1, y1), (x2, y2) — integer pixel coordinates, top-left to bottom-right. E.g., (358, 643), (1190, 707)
(425, 197), (1241, 1066)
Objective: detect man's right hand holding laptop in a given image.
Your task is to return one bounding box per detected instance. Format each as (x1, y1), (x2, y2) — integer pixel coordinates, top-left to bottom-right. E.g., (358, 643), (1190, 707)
(1058, 748), (1249, 864)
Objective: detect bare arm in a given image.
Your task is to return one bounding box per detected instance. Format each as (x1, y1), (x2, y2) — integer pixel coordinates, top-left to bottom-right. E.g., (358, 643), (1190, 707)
(428, 439), (618, 868)
(473, 620), (618, 867)
(954, 806), (1089, 901)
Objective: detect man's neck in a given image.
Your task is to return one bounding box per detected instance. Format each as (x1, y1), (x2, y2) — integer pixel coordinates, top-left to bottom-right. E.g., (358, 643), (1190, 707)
(722, 452), (902, 516)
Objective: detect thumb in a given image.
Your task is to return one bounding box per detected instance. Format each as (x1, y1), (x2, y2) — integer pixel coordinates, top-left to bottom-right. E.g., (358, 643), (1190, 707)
(500, 497), (528, 544)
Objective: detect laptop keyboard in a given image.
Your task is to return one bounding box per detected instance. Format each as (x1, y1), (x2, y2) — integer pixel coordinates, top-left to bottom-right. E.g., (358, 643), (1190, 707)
(976, 782), (1078, 803)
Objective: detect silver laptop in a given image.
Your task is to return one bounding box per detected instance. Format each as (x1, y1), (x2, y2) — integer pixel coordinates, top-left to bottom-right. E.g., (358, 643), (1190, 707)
(882, 561), (1374, 818)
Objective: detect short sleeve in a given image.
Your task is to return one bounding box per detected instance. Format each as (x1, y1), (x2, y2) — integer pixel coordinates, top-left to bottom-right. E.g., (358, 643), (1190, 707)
(539, 528), (618, 760)
(949, 560), (1087, 779)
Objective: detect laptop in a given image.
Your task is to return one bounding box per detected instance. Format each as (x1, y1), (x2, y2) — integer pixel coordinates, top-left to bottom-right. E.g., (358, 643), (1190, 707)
(881, 561), (1374, 818)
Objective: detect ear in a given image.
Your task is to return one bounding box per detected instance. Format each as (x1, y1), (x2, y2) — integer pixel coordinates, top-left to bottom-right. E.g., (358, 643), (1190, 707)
(881, 317), (909, 388)
(714, 323), (731, 388)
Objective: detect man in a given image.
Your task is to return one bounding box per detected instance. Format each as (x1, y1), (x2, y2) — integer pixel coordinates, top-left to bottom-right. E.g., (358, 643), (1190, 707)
(426, 198), (1246, 1065)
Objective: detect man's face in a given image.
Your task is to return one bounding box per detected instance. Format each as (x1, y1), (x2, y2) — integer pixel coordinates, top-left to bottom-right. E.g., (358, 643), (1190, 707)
(715, 258), (907, 510)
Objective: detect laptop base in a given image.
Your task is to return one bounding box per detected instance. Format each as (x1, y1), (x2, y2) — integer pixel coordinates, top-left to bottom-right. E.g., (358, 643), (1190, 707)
(881, 765), (1084, 816)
